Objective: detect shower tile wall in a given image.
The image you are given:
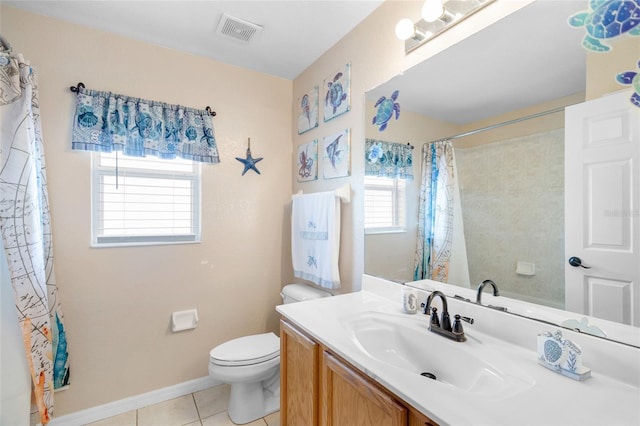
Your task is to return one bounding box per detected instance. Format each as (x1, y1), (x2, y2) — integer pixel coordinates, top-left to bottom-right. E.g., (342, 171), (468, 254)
(456, 129), (564, 308)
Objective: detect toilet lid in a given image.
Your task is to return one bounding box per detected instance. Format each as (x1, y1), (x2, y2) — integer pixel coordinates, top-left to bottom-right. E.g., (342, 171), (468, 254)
(210, 332), (280, 366)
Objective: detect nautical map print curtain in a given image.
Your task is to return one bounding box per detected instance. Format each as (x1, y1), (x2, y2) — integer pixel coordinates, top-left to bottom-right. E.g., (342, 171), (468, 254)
(71, 86), (220, 164)
(0, 50), (70, 425)
(414, 140), (455, 282)
(365, 138), (414, 179)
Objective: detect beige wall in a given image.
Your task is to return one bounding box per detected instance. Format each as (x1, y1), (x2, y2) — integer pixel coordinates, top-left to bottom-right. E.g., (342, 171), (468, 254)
(2, 6), (292, 415)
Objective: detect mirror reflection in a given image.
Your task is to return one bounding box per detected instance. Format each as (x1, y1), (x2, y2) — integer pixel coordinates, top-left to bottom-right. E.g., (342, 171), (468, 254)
(364, 0), (639, 341)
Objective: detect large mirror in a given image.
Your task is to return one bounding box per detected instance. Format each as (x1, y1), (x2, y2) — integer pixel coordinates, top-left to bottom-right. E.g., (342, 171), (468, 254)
(364, 0), (639, 345)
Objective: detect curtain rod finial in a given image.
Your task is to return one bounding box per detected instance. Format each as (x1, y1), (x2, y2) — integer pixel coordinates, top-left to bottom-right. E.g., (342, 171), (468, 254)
(70, 82), (85, 93)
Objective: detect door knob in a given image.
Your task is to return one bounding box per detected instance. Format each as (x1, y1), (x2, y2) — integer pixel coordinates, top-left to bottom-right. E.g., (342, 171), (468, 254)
(568, 256), (591, 269)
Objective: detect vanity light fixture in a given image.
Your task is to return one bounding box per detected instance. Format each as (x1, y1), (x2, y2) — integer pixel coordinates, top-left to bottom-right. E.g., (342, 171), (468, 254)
(397, 0), (495, 54)
(395, 19), (429, 42)
(422, 0), (444, 22)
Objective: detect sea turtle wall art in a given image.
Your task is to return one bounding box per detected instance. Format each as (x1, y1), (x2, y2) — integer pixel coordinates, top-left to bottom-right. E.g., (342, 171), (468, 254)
(616, 58), (640, 106)
(372, 90), (400, 131)
(297, 86), (319, 135)
(323, 64), (351, 122)
(568, 0), (640, 52)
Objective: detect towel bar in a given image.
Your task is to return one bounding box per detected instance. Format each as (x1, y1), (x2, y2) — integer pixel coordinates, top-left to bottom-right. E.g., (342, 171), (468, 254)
(292, 183), (350, 203)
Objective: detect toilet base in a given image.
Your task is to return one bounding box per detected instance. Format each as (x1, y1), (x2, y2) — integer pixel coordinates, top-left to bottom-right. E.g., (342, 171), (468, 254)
(227, 368), (280, 425)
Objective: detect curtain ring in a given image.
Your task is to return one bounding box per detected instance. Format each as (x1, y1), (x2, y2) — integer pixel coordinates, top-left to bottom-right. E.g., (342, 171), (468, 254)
(205, 106), (216, 117)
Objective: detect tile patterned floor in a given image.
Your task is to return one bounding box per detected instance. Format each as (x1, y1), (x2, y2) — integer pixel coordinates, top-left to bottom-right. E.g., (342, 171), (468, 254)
(82, 384), (280, 426)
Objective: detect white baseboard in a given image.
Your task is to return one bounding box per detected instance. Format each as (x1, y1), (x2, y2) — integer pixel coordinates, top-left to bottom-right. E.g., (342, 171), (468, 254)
(49, 376), (221, 426)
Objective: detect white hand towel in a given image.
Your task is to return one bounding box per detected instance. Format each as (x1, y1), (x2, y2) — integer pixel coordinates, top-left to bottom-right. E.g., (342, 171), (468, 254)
(291, 191), (341, 289)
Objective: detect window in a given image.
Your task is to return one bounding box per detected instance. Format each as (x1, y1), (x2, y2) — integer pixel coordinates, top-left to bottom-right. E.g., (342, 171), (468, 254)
(91, 152), (201, 246)
(364, 176), (406, 234)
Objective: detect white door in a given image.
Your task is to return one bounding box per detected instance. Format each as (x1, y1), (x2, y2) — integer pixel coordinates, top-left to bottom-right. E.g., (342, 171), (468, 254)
(565, 90), (640, 326)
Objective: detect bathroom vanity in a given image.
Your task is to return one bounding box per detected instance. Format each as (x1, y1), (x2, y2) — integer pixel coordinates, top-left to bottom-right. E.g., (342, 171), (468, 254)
(280, 319), (434, 425)
(277, 275), (640, 425)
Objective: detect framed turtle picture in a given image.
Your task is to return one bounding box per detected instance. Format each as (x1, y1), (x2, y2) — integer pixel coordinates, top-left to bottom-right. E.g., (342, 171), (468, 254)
(322, 129), (350, 179)
(297, 86), (319, 134)
(296, 139), (318, 182)
(323, 63), (350, 122)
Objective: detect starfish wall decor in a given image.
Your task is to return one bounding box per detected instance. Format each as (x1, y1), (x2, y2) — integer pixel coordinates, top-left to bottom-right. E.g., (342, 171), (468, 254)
(235, 137), (263, 175)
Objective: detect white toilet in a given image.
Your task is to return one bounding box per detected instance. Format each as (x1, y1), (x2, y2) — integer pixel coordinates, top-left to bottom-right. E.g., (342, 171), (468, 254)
(208, 283), (331, 424)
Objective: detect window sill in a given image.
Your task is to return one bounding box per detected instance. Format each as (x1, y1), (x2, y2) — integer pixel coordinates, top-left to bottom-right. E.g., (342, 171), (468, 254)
(91, 236), (201, 248)
(365, 227), (407, 235)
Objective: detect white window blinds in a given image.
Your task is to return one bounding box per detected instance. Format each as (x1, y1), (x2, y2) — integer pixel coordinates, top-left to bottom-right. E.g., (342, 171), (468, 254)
(91, 152), (201, 246)
(364, 176), (406, 233)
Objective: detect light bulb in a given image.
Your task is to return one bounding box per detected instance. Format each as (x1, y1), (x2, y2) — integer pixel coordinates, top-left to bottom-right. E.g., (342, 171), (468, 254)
(422, 0), (444, 22)
(395, 18), (415, 41)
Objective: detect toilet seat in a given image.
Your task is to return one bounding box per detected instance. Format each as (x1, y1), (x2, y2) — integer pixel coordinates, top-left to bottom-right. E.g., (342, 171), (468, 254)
(210, 332), (280, 366)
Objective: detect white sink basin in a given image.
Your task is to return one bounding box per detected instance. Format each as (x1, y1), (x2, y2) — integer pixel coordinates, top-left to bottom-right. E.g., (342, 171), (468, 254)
(341, 311), (535, 399)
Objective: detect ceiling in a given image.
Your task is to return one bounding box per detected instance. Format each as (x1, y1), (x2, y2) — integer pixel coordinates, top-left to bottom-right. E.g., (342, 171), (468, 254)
(367, 0), (587, 125)
(5, 0), (384, 80)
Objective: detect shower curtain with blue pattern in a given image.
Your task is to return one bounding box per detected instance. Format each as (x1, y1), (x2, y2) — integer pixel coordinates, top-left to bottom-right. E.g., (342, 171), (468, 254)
(414, 140), (455, 282)
(0, 44), (70, 425)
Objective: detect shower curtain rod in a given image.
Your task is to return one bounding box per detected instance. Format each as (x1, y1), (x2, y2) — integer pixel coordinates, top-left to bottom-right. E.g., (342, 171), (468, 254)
(430, 104), (572, 144)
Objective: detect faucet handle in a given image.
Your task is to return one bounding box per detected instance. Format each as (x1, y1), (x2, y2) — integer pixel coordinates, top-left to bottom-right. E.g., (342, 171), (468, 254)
(453, 314), (464, 335)
(453, 314), (475, 335)
(460, 316), (474, 324)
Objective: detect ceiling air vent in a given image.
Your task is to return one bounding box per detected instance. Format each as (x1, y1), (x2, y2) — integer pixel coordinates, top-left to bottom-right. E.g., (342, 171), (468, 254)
(216, 13), (263, 43)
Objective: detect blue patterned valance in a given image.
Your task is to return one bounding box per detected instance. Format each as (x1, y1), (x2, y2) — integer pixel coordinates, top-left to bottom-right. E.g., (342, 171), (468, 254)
(365, 138), (414, 179)
(72, 86), (220, 164)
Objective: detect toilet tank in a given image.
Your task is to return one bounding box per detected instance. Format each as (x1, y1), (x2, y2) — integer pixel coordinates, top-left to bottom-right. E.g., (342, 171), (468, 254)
(281, 284), (332, 304)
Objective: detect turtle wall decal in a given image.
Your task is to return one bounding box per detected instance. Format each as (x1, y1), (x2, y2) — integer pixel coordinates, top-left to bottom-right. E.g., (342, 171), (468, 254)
(568, 0), (640, 52)
(616, 58), (640, 107)
(372, 90), (400, 131)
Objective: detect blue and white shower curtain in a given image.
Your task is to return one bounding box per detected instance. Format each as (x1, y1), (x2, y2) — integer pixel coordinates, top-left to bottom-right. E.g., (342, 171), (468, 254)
(414, 140), (455, 282)
(0, 46), (69, 425)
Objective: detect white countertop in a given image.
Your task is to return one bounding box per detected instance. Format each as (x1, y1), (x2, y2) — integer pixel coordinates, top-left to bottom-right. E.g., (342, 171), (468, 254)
(276, 278), (640, 425)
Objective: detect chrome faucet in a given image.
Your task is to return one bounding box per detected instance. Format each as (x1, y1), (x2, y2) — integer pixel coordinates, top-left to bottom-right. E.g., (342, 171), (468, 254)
(421, 291), (472, 342)
(476, 279), (507, 311)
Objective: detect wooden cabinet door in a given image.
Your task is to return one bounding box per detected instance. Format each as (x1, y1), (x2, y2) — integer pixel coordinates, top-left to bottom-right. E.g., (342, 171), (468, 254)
(409, 407), (438, 426)
(321, 351), (407, 426)
(280, 319), (320, 426)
